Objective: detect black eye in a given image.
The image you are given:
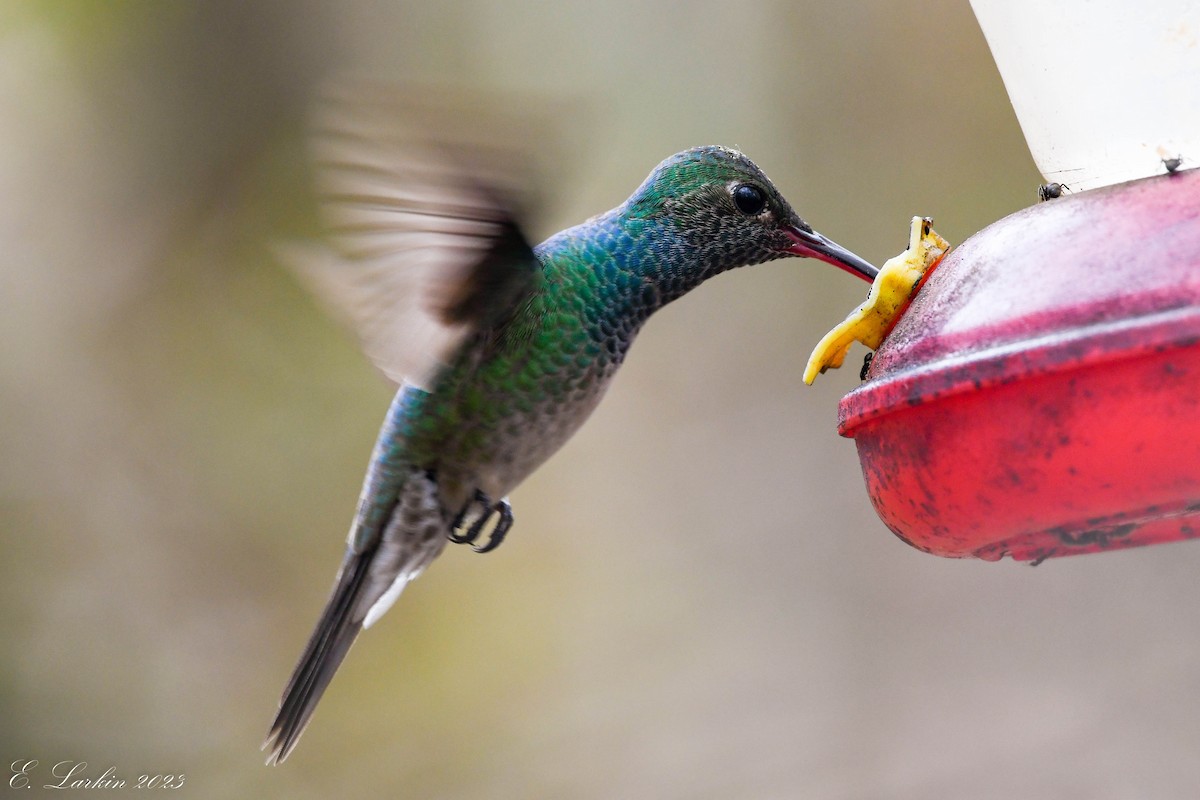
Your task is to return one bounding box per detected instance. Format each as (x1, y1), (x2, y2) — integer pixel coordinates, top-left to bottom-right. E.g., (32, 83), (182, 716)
(732, 184), (766, 215)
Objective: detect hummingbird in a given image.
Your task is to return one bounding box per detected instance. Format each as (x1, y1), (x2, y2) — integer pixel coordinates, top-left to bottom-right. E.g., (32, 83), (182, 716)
(263, 109), (878, 763)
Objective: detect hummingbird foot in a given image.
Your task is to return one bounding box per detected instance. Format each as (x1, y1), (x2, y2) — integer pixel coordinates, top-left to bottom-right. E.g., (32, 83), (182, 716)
(448, 491), (514, 553)
(448, 489), (490, 544)
(473, 499), (512, 554)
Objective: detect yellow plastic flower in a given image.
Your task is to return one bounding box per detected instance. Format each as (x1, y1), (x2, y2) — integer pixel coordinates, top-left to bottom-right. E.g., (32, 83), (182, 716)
(804, 216), (950, 384)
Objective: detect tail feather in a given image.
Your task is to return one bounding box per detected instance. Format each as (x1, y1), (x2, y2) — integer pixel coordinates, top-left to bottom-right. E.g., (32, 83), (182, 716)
(263, 468), (448, 765)
(262, 552), (371, 765)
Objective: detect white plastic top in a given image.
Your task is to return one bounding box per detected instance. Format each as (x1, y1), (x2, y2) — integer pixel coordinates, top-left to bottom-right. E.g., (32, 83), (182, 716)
(970, 0), (1200, 192)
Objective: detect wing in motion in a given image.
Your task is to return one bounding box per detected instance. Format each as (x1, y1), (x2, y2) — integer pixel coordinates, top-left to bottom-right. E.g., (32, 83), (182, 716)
(280, 81), (544, 388)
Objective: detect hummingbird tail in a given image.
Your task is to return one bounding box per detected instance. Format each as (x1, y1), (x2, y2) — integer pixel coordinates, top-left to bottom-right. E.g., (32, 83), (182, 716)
(262, 551), (371, 765)
(263, 468), (448, 764)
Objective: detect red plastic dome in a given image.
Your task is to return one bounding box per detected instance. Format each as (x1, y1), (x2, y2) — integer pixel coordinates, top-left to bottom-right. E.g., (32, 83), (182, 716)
(839, 168), (1200, 562)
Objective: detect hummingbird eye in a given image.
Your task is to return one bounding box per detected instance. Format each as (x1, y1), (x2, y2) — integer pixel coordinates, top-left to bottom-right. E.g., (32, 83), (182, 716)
(731, 183), (766, 216)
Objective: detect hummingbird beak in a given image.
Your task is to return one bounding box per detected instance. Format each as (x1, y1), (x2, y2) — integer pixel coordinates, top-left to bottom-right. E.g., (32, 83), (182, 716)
(784, 225), (878, 282)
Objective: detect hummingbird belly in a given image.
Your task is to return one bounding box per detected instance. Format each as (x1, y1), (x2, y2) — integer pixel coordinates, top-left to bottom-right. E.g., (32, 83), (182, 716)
(430, 353), (620, 506)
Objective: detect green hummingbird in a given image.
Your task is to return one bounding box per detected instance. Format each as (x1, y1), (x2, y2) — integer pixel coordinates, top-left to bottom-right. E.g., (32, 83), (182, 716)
(263, 113), (877, 763)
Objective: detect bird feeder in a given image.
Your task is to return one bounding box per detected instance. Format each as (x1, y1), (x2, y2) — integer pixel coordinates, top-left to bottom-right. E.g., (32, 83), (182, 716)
(835, 0), (1200, 561)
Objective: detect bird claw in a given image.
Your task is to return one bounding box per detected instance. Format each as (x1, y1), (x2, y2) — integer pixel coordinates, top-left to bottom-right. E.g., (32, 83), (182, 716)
(473, 500), (512, 554)
(448, 489), (489, 544)
(448, 491), (513, 553)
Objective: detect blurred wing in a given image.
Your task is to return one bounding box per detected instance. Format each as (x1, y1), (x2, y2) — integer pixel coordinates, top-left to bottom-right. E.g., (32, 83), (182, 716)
(284, 83), (544, 388)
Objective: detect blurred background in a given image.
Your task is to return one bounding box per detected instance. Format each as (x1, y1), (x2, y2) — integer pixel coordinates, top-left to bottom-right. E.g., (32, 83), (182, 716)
(3, 1), (1198, 798)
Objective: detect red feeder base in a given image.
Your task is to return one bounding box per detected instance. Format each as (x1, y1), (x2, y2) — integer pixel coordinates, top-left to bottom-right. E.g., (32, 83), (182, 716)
(839, 168), (1200, 562)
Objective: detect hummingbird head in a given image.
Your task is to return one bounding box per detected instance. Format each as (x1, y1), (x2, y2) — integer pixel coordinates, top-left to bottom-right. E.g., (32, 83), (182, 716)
(623, 146), (877, 285)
